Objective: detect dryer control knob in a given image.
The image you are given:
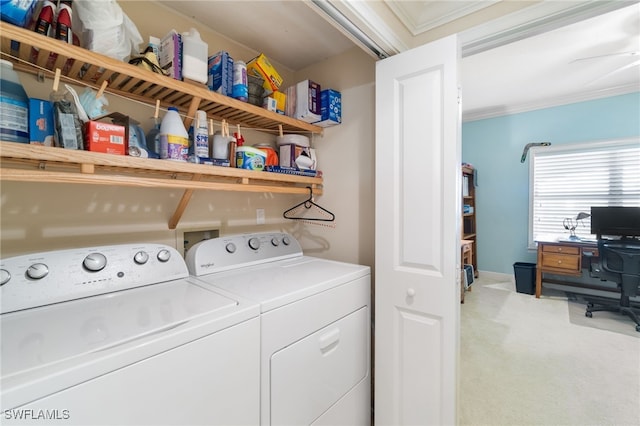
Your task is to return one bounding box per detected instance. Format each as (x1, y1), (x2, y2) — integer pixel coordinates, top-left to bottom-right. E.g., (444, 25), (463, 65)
(282, 236), (291, 246)
(226, 242), (237, 254)
(26, 263), (49, 279)
(83, 254), (107, 272)
(271, 237), (280, 247)
(0, 269), (11, 286)
(134, 251), (149, 265)
(248, 237), (261, 250)
(157, 249), (171, 262)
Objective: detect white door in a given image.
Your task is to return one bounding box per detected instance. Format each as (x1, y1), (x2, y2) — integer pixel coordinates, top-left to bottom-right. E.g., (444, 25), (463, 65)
(375, 34), (461, 426)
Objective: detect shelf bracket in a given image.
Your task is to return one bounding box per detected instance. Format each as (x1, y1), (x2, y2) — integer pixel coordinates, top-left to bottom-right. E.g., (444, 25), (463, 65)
(183, 96), (203, 129)
(168, 174), (203, 230)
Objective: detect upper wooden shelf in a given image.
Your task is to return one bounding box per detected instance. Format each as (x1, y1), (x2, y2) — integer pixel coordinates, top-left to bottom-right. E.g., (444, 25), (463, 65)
(0, 22), (325, 229)
(0, 21), (323, 135)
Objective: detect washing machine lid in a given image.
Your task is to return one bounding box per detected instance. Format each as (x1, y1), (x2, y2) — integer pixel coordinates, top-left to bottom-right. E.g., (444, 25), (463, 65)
(193, 256), (370, 312)
(0, 278), (257, 408)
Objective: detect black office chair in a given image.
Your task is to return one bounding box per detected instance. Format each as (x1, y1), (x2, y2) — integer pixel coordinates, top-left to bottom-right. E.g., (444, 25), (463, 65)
(586, 239), (640, 332)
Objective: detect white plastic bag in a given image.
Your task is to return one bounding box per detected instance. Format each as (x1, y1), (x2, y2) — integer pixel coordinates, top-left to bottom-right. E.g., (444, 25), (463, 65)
(73, 0), (142, 61)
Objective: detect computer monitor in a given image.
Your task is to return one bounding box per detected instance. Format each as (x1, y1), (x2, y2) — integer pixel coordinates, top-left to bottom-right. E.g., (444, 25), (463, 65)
(590, 206), (640, 237)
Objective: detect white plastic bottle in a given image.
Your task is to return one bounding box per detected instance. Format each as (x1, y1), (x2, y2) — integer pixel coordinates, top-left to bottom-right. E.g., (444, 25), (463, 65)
(0, 59), (29, 143)
(181, 28), (208, 84)
(193, 110), (209, 158)
(159, 107), (189, 161)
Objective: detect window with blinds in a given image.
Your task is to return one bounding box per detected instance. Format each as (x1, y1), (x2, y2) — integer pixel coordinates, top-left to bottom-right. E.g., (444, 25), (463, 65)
(529, 138), (640, 247)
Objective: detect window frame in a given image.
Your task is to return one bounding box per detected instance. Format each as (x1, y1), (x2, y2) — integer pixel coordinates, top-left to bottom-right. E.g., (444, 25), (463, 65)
(528, 137), (640, 249)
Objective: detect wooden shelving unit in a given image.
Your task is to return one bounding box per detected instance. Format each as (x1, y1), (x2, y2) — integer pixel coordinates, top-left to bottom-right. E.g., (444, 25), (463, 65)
(462, 165), (478, 276)
(0, 22), (322, 134)
(0, 22), (323, 229)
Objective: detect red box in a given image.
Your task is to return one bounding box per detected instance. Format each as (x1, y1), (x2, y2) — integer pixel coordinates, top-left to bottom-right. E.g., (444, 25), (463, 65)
(84, 121), (126, 155)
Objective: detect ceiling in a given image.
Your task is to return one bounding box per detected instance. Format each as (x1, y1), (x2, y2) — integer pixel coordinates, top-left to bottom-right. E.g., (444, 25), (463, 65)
(157, 1), (640, 120)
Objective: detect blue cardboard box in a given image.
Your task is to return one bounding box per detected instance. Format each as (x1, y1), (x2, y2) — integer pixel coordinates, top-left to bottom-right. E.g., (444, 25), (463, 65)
(0, 0), (37, 28)
(208, 51), (233, 97)
(314, 89), (341, 127)
(28, 98), (54, 145)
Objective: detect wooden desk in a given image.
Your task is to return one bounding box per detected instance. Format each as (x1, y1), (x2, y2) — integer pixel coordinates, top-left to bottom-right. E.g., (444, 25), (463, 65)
(535, 238), (599, 298)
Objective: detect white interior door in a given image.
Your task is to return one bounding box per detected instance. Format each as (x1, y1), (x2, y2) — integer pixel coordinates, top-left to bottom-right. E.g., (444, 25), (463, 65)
(374, 34), (461, 426)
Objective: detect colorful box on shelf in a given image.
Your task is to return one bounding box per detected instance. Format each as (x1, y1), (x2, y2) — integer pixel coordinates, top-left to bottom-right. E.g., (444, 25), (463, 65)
(84, 113), (128, 155)
(271, 91), (286, 114)
(247, 53), (282, 93)
(208, 51), (233, 96)
(159, 30), (182, 80)
(294, 80), (321, 123)
(28, 98), (54, 146)
(0, 0), (37, 27)
(313, 89), (341, 127)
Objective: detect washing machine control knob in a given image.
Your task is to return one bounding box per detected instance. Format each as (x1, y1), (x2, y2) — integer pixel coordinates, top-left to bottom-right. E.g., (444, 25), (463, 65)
(25, 262), (49, 279)
(0, 269), (11, 286)
(282, 236), (291, 246)
(248, 237), (260, 250)
(271, 237), (280, 247)
(226, 242), (237, 253)
(157, 249), (171, 262)
(134, 251), (149, 264)
(83, 253), (107, 272)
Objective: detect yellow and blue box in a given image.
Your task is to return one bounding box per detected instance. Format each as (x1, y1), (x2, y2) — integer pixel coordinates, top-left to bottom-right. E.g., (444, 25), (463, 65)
(247, 53), (282, 93)
(314, 89), (341, 127)
(270, 91), (286, 114)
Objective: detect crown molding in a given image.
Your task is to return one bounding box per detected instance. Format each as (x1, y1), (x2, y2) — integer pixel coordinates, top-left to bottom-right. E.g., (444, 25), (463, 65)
(460, 0), (636, 57)
(387, 1), (499, 37)
(462, 84), (640, 122)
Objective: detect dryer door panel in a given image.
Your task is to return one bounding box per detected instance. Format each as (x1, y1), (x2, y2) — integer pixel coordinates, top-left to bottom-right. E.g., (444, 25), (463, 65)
(270, 306), (369, 425)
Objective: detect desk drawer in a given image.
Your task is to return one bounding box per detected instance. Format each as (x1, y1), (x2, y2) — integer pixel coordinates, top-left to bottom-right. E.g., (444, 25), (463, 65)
(542, 245), (580, 255)
(541, 253), (580, 272)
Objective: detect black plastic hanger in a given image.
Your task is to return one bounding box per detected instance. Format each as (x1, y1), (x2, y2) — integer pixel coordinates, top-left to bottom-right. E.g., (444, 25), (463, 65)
(283, 187), (335, 222)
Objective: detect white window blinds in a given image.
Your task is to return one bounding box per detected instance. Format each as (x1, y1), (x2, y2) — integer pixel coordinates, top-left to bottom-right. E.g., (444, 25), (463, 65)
(529, 138), (640, 246)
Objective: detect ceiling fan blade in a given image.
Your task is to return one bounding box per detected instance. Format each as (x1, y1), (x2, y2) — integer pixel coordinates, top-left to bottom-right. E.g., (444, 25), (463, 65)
(570, 51), (639, 64)
(585, 58), (640, 86)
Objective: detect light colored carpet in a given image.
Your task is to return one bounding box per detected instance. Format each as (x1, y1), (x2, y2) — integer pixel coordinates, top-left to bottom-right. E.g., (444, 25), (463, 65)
(459, 276), (640, 426)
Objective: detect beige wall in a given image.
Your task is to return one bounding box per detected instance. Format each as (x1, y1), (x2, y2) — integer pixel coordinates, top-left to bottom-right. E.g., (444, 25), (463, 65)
(0, 1), (377, 270)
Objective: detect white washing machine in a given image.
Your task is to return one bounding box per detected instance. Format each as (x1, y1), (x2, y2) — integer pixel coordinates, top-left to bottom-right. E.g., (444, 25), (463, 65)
(186, 232), (371, 426)
(0, 243), (260, 426)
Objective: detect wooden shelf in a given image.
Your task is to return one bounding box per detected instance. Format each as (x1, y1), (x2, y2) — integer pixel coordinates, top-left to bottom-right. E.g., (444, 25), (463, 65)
(0, 22), (325, 229)
(462, 166), (478, 277)
(0, 142), (323, 229)
(0, 22), (323, 135)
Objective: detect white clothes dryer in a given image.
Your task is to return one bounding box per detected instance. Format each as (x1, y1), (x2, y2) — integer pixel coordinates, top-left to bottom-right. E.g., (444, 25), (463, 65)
(0, 243), (260, 426)
(186, 232), (371, 426)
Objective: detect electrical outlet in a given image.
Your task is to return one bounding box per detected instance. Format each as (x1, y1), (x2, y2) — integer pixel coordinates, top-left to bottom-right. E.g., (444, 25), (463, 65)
(183, 228), (219, 253)
(256, 209), (265, 225)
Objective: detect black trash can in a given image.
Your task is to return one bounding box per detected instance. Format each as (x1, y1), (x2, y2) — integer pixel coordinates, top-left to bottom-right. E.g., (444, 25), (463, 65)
(513, 262), (536, 295)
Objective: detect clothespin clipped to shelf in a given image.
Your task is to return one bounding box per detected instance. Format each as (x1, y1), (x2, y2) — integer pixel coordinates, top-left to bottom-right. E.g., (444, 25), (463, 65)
(278, 124), (283, 137)
(235, 123), (244, 146)
(221, 119), (229, 137)
(209, 118), (214, 135)
(52, 68), (61, 93)
(153, 100), (160, 121)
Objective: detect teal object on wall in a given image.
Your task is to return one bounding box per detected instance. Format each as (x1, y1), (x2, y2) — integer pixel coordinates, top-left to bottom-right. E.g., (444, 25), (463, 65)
(461, 92), (640, 275)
